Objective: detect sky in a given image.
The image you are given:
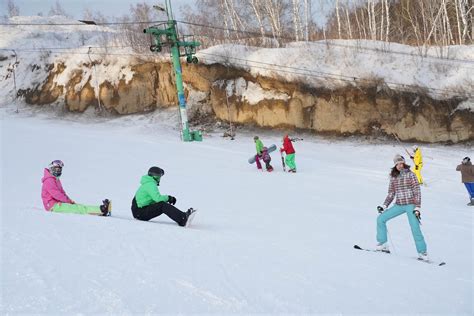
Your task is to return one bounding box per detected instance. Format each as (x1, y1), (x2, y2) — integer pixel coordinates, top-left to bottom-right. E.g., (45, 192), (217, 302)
(2, 0), (195, 20)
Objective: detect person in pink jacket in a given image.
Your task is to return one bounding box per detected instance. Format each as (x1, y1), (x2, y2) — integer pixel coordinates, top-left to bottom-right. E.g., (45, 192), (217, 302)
(41, 160), (111, 216)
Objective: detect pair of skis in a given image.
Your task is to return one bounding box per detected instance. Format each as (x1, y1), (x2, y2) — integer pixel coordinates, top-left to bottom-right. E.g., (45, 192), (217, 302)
(353, 245), (446, 266)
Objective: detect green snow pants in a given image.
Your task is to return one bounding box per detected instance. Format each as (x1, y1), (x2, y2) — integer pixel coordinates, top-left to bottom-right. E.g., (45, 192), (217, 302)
(52, 203), (101, 215)
(285, 153), (296, 170)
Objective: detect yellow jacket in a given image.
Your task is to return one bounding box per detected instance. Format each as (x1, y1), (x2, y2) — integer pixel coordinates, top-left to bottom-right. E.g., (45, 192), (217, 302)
(412, 148), (423, 167)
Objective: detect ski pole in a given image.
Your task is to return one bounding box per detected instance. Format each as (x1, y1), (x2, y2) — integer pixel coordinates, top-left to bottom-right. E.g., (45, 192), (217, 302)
(392, 133), (412, 157)
(393, 133), (433, 160)
(280, 151), (286, 172)
(387, 228), (396, 254)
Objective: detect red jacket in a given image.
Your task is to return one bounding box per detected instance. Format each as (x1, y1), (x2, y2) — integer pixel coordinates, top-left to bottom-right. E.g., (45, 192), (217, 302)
(281, 135), (295, 154)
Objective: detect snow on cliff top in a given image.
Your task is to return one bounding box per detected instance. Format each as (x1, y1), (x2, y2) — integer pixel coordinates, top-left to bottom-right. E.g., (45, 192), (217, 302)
(199, 41), (474, 101)
(1, 15), (473, 105)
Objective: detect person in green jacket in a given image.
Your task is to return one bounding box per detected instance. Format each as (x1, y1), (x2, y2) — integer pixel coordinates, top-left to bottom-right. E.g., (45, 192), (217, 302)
(254, 136), (264, 170)
(131, 166), (195, 226)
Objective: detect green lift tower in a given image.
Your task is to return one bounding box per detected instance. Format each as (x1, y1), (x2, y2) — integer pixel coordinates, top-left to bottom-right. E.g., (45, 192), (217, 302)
(143, 1), (202, 141)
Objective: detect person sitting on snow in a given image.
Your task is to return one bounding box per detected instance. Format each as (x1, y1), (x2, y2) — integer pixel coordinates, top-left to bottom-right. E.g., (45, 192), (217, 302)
(41, 160), (111, 216)
(131, 166), (195, 226)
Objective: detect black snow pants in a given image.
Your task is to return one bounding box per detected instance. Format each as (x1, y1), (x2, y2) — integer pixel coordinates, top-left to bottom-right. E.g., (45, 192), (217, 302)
(131, 197), (187, 226)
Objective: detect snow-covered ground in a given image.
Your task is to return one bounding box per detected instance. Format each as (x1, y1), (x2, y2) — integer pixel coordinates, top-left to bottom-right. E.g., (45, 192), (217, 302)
(1, 104), (472, 314)
(1, 15), (473, 314)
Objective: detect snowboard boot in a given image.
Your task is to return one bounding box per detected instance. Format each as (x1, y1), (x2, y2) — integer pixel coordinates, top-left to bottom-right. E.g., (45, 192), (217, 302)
(376, 242), (390, 253)
(467, 198), (474, 206)
(100, 199), (112, 216)
(417, 252), (429, 262)
(185, 208), (197, 227)
(288, 168), (297, 173)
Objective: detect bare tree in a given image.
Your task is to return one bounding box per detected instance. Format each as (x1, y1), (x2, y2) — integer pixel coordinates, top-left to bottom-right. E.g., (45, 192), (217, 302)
(7, 0), (20, 17)
(344, 0), (353, 39)
(248, 0), (267, 43)
(335, 0), (342, 38)
(304, 0), (310, 41)
(117, 2), (160, 53)
(292, 0), (302, 41)
(48, 0), (69, 17)
(384, 0), (390, 42)
(263, 0), (285, 46)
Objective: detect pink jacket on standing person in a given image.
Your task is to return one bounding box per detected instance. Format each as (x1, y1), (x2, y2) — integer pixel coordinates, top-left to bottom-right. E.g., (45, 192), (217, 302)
(41, 168), (73, 210)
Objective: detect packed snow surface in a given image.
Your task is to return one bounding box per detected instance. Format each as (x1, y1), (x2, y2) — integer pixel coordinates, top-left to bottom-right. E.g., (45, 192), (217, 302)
(1, 105), (472, 314)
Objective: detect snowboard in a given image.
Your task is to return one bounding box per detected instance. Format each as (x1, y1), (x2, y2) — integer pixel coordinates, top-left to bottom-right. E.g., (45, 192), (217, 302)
(248, 144), (277, 164)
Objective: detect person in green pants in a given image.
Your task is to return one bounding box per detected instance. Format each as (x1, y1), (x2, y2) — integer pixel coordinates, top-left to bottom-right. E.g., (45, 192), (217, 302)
(280, 134), (297, 172)
(41, 160), (111, 216)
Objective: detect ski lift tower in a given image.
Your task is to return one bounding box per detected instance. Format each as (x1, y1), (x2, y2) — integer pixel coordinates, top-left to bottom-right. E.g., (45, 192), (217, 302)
(144, 1), (201, 141)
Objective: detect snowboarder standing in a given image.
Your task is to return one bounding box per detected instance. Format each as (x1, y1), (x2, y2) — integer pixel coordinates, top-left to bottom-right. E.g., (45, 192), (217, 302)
(376, 154), (428, 260)
(280, 134), (296, 173)
(261, 146), (273, 172)
(41, 160), (111, 216)
(253, 136), (264, 170)
(456, 157), (474, 206)
(409, 145), (423, 184)
(131, 166), (195, 226)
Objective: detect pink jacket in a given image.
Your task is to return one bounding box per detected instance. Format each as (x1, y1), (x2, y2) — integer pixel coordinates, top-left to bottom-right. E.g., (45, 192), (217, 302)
(41, 168), (73, 210)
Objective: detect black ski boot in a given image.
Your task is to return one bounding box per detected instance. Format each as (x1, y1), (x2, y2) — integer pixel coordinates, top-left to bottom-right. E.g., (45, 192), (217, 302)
(100, 199), (112, 216)
(185, 208), (197, 227)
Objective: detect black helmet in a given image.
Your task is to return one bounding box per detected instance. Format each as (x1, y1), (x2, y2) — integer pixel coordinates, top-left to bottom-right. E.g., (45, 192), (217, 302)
(148, 166), (165, 177)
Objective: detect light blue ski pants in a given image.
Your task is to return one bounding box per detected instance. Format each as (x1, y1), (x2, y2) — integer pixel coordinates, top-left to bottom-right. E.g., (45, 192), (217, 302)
(376, 204), (427, 253)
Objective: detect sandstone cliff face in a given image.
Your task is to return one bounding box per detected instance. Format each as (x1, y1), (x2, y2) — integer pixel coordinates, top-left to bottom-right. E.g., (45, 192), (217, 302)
(19, 60), (473, 143)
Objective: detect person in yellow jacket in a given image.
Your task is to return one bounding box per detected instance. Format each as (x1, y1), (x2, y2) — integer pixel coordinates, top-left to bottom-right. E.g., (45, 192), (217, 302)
(410, 145), (423, 184)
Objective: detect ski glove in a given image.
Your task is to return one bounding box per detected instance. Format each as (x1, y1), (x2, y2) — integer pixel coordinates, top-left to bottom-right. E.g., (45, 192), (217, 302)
(413, 207), (421, 220)
(168, 195), (177, 205)
(377, 205), (386, 213)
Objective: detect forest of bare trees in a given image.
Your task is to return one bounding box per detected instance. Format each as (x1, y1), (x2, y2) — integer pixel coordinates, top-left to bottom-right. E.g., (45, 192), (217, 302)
(4, 0), (473, 51)
(182, 0), (473, 48)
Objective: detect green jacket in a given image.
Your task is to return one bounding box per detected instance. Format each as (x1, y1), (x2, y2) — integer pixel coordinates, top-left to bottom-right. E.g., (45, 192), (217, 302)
(255, 139), (264, 155)
(134, 175), (169, 208)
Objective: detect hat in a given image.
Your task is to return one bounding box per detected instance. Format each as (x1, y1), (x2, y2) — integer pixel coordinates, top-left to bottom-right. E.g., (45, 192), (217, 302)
(462, 157), (471, 164)
(393, 154), (405, 166)
(254, 136), (259, 141)
(412, 145), (418, 151)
